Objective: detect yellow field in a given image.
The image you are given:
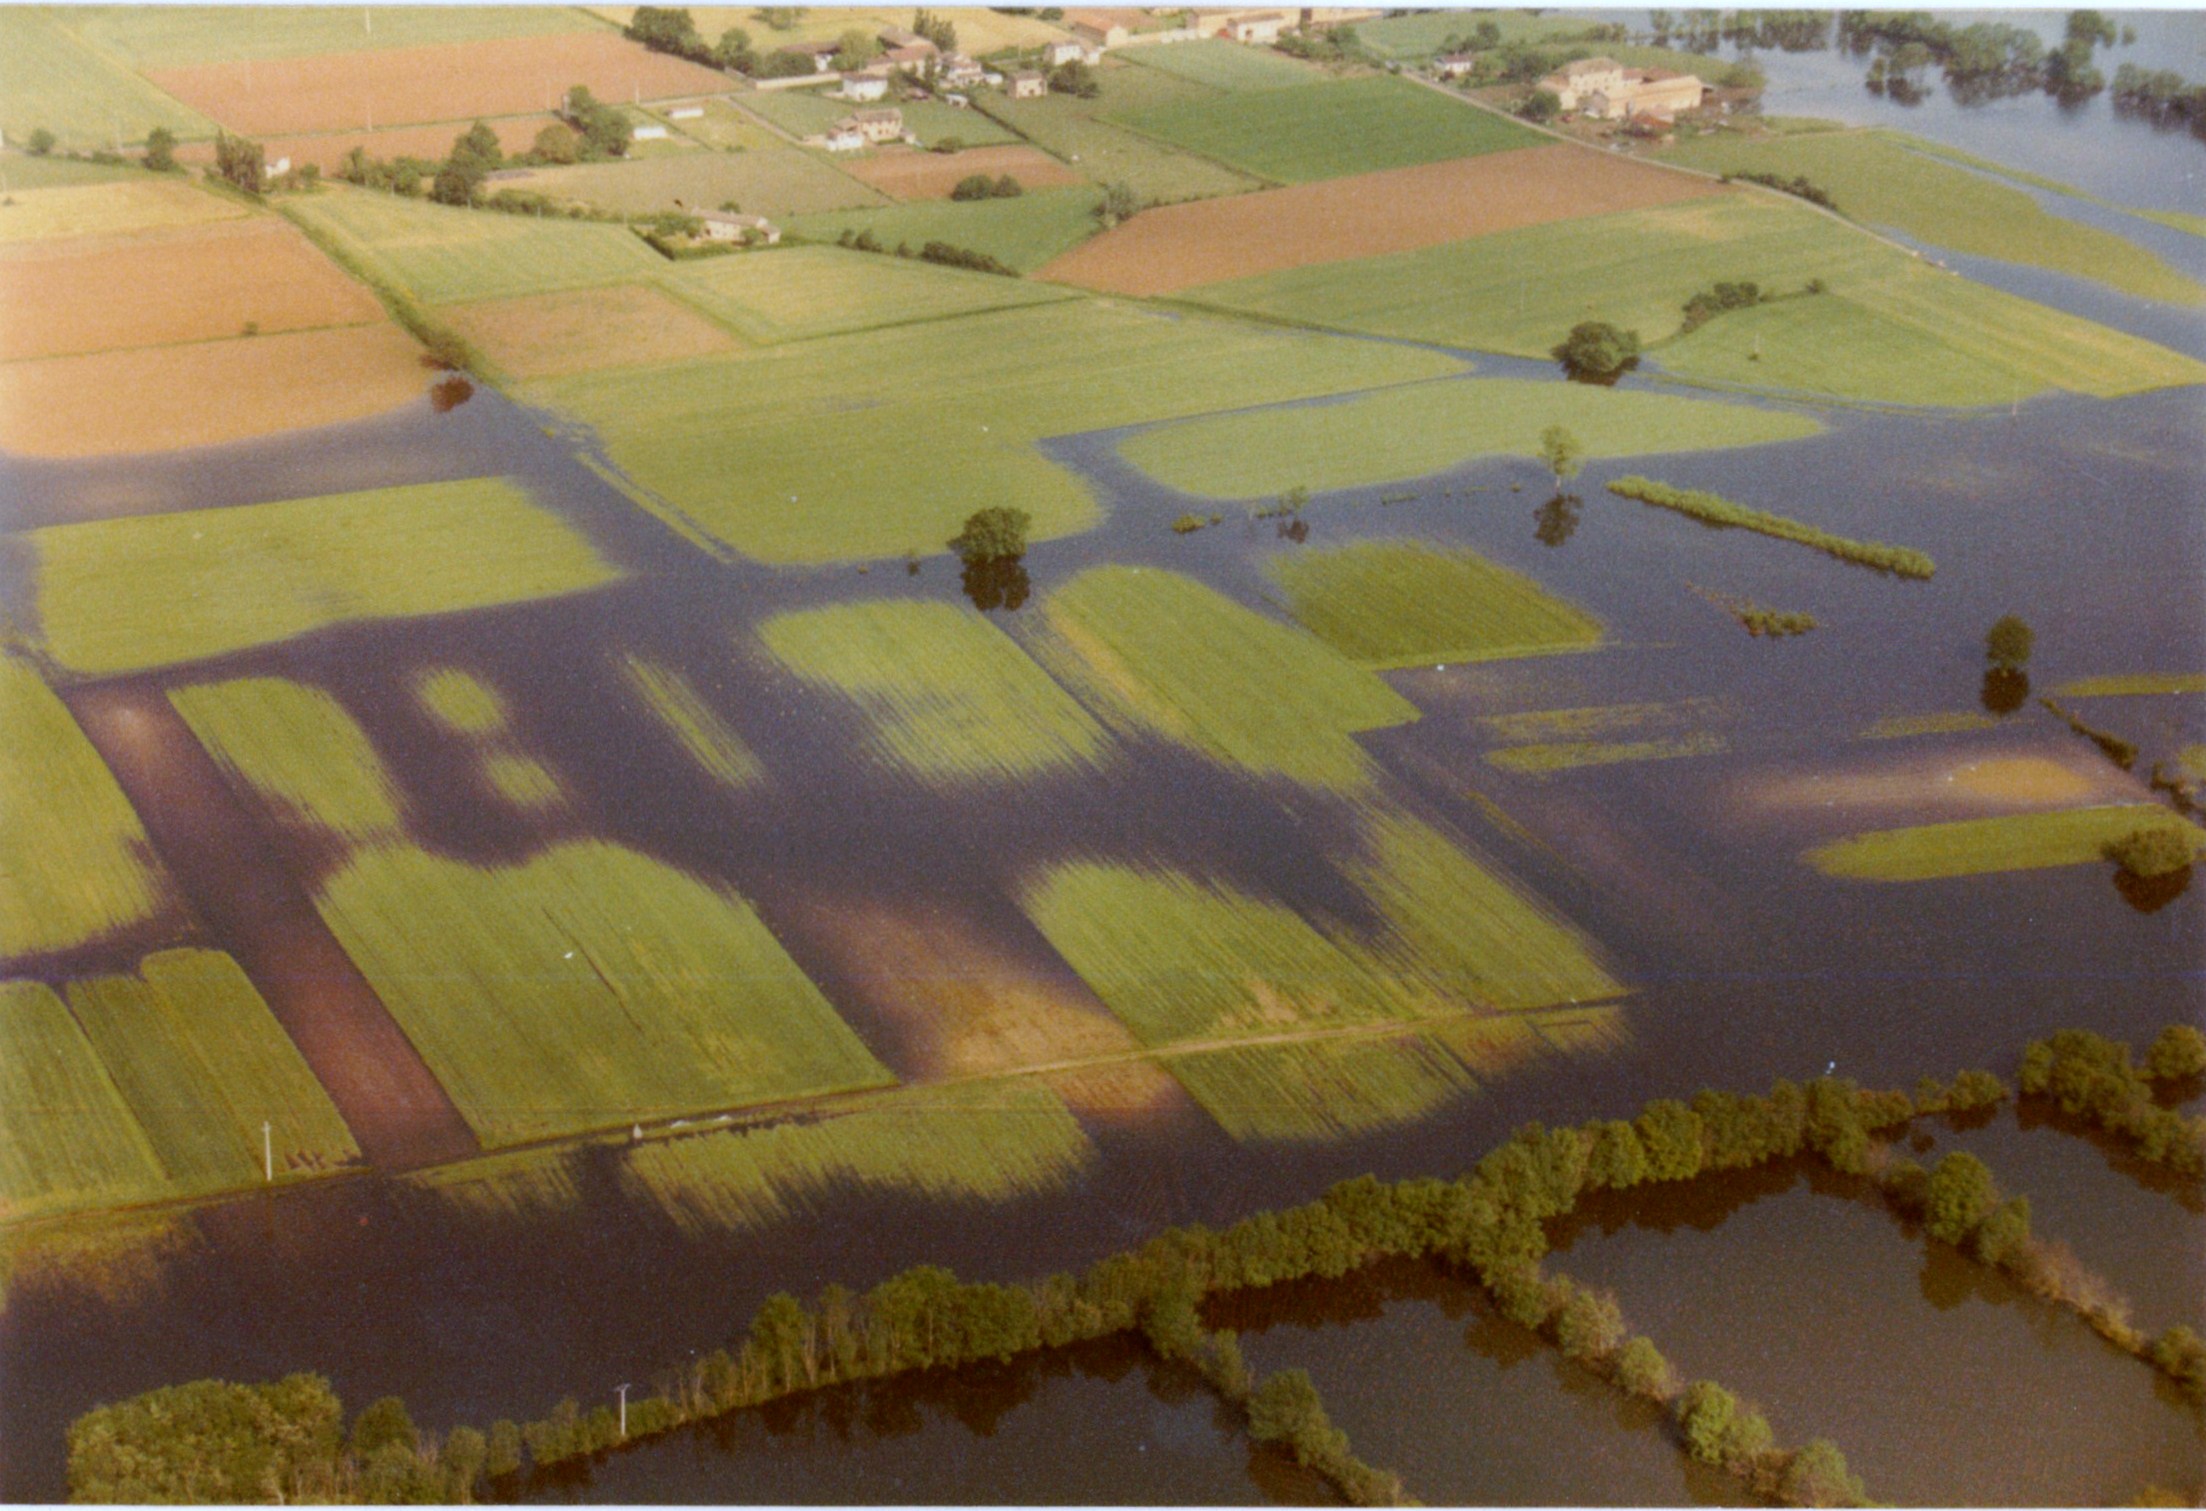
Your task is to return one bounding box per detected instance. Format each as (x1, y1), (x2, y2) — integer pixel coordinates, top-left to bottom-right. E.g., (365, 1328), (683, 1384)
(0, 179), (247, 244)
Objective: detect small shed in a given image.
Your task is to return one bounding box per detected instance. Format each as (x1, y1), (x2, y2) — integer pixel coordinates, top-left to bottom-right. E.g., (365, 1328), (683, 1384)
(1006, 70), (1049, 99)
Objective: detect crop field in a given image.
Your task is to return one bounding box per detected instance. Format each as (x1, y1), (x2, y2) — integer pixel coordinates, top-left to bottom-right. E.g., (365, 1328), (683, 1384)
(61, 5), (608, 68)
(838, 144), (1085, 202)
(1262, 539), (1603, 671)
(445, 284), (739, 380)
(976, 92), (1262, 206)
(1185, 193), (2206, 405)
(660, 245), (1075, 343)
(1120, 374), (1820, 498)
(1033, 566), (1419, 789)
(285, 189), (666, 305)
(26, 477), (623, 675)
(1108, 76), (1541, 185)
(0, 659), (169, 961)
(510, 145), (885, 219)
(144, 32), (730, 136)
(1486, 734), (1731, 775)
(786, 186), (1107, 275)
(64, 950), (359, 1193)
(520, 300), (1461, 565)
(0, 981), (165, 1224)
(736, 89), (1020, 150)
(618, 656), (765, 790)
(2053, 674), (2206, 698)
(1352, 8), (1601, 61)
(0, 321), (428, 459)
(0, 217), (382, 362)
(0, 178), (245, 244)
(1654, 127), (2206, 307)
(182, 115), (558, 177)
(618, 1080), (1093, 1238)
(315, 839), (894, 1146)
(1805, 805), (2206, 882)
(170, 677), (408, 843)
(1166, 1033), (1479, 1143)
(1039, 145), (1724, 296)
(757, 600), (1107, 785)
(0, 9), (214, 149)
(1116, 38), (1327, 92)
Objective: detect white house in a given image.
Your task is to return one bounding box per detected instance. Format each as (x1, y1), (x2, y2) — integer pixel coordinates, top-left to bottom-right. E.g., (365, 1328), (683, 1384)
(1043, 38), (1093, 67)
(937, 52), (985, 86)
(818, 123), (866, 151)
(1006, 70), (1049, 99)
(846, 107), (906, 143)
(666, 104), (705, 120)
(632, 122), (670, 141)
(698, 210), (780, 244)
(838, 68), (891, 101)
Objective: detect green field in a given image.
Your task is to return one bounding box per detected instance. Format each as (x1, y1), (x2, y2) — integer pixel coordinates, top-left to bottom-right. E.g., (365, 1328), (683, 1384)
(1109, 75), (1540, 184)
(1263, 539), (1602, 670)
(1119, 375), (1822, 498)
(1486, 734), (1729, 774)
(0, 659), (169, 960)
(0, 980), (164, 1223)
(662, 244), (1073, 342)
(1186, 194), (2206, 405)
(758, 599), (1106, 784)
(619, 655), (765, 790)
(59, 5), (607, 67)
(171, 678), (408, 843)
(618, 1080), (1093, 1236)
(735, 88), (1020, 149)
(1804, 804), (2206, 881)
(286, 189), (667, 305)
(316, 839), (893, 1146)
(513, 145), (885, 219)
(1166, 1033), (1479, 1142)
(1116, 38), (1328, 91)
(64, 950), (358, 1194)
(522, 300), (1460, 565)
(976, 91), (1262, 206)
(1033, 566), (1418, 789)
(1352, 8), (1604, 61)
(654, 97), (779, 153)
(0, 155), (143, 190)
(29, 477), (623, 676)
(1654, 128), (2205, 308)
(2052, 674), (2206, 698)
(413, 668), (509, 735)
(787, 187), (1106, 274)
(0, 9), (214, 148)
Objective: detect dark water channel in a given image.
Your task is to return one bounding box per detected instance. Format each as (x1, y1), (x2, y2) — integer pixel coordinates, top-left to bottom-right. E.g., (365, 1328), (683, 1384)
(5, 26), (2206, 1498)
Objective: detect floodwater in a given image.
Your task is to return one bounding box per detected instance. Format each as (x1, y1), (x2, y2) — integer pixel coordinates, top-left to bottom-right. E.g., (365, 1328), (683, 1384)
(4, 17), (2206, 1503)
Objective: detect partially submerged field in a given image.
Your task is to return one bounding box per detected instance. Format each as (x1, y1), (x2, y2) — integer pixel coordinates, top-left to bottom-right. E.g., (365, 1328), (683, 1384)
(1805, 805), (2206, 882)
(1264, 540), (1604, 670)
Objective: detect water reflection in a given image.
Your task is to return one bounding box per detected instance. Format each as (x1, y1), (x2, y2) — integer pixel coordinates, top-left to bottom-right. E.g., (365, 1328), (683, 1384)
(960, 557), (1031, 613)
(1979, 668), (2030, 716)
(2115, 863), (2193, 915)
(431, 376), (475, 414)
(1535, 495), (1581, 550)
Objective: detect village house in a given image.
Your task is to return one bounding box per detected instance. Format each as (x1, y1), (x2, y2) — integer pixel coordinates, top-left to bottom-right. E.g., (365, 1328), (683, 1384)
(698, 210), (781, 245)
(1043, 37), (1097, 67)
(631, 122), (670, 141)
(1006, 69), (1049, 99)
(1221, 11), (1287, 43)
(937, 52), (985, 86)
(775, 39), (843, 73)
(838, 66), (891, 101)
(1434, 52), (1476, 79)
(1537, 56), (1706, 120)
(846, 107), (907, 144)
(882, 43), (935, 71)
(817, 121), (866, 151)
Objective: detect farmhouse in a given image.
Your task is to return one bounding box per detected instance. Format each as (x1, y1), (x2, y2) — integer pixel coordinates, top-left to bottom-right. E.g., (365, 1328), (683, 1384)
(1043, 38), (1096, 67)
(1538, 57), (1706, 120)
(883, 43), (936, 70)
(698, 210), (780, 245)
(839, 67), (891, 101)
(776, 39), (843, 73)
(1222, 11), (1288, 43)
(938, 52), (985, 86)
(631, 122), (670, 141)
(818, 122), (866, 151)
(847, 107), (907, 144)
(1006, 70), (1049, 99)
(1434, 52), (1476, 79)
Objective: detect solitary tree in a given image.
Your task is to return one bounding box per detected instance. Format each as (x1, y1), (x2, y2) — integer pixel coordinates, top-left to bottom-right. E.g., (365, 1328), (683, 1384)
(212, 130), (266, 192)
(25, 127), (56, 156)
(143, 125), (177, 172)
(1552, 320), (1641, 382)
(1985, 614), (2033, 670)
(2145, 1023), (2206, 1080)
(1097, 179), (1141, 228)
(1538, 424), (1586, 489)
(948, 506), (1031, 564)
(1923, 1150), (1999, 1246)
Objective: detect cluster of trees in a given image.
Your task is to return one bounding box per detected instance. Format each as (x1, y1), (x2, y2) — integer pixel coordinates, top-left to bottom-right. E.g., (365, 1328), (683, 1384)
(830, 226), (1018, 277)
(950, 172), (1024, 201)
(1094, 180), (1142, 229)
(1274, 24), (1364, 63)
(1847, 11), (2123, 106)
(335, 93), (627, 204)
(2020, 1026), (2206, 1176)
(622, 5), (812, 77)
(2104, 824), (2197, 881)
(949, 506), (1032, 612)
(2112, 63), (2206, 134)
(1050, 59), (1101, 97)
(1679, 279), (1768, 333)
(210, 131), (267, 194)
(1722, 170), (1840, 213)
(1693, 586), (1817, 637)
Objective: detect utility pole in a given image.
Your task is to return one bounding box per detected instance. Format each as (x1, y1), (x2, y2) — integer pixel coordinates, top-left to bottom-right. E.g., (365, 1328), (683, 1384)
(263, 1120), (273, 1182)
(617, 1384), (631, 1439)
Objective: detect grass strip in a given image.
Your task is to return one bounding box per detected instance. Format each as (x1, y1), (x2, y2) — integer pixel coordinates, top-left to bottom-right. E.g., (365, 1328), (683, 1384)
(0, 980), (164, 1222)
(1486, 734), (1729, 775)
(2051, 674), (2206, 698)
(170, 677), (407, 843)
(1166, 1033), (1478, 1143)
(1607, 476), (1934, 579)
(1804, 804), (2206, 881)
(1264, 538), (1602, 670)
(618, 655), (764, 790)
(1480, 699), (1724, 745)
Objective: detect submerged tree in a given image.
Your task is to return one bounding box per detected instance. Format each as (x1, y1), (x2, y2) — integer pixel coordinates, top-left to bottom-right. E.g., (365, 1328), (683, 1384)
(1538, 424), (1586, 490)
(1985, 614), (2034, 671)
(949, 506), (1032, 565)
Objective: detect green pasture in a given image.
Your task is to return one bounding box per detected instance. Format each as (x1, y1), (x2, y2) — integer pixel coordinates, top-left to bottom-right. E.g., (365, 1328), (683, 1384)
(59, 5), (607, 68)
(521, 300), (1459, 565)
(2053, 674), (2206, 698)
(661, 244), (1072, 342)
(1187, 193), (2206, 405)
(285, 189), (666, 305)
(29, 477), (623, 676)
(619, 655), (764, 789)
(0, 659), (168, 960)
(514, 145), (884, 219)
(1485, 734), (1728, 774)
(0, 9), (213, 149)
(65, 949), (358, 1194)
(1168, 1032), (1479, 1143)
(894, 101), (1026, 150)
(757, 599), (1106, 785)
(736, 89), (1020, 149)
(787, 186), (1105, 274)
(1654, 127), (2205, 307)
(314, 839), (893, 1147)
(977, 91), (1262, 205)
(656, 98), (778, 153)
(1108, 75), (1540, 184)
(1263, 538), (1602, 670)
(0, 981), (163, 1223)
(1804, 804), (2206, 882)
(1352, 8), (1603, 61)
(1116, 38), (1327, 91)
(618, 1080), (1092, 1237)
(171, 677), (407, 843)
(1119, 375), (1821, 499)
(1033, 565), (1417, 789)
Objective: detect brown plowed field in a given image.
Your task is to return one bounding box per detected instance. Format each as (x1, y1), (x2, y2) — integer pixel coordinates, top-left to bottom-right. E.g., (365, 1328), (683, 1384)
(446, 284), (740, 379)
(0, 323), (428, 458)
(147, 32), (731, 136)
(176, 114), (560, 175)
(0, 218), (383, 361)
(1037, 143), (1728, 297)
(839, 144), (1086, 202)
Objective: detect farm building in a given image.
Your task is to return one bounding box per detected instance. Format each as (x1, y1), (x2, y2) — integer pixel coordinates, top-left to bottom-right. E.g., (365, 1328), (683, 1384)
(776, 39), (843, 73)
(1044, 38), (1097, 66)
(884, 43), (936, 70)
(846, 108), (907, 144)
(817, 122), (866, 151)
(666, 104), (706, 120)
(878, 25), (935, 52)
(839, 67), (891, 101)
(698, 210), (781, 245)
(938, 53), (985, 86)
(1537, 57), (1707, 119)
(632, 122), (670, 141)
(1434, 53), (1476, 79)
(1006, 70), (1049, 99)
(1222, 11), (1288, 43)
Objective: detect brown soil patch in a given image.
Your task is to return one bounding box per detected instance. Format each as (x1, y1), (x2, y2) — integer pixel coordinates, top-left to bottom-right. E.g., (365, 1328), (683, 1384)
(1038, 143), (1729, 297)
(0, 218), (383, 362)
(0, 323), (428, 459)
(1946, 756), (2100, 805)
(445, 283), (739, 379)
(839, 144), (1086, 202)
(175, 115), (560, 176)
(1740, 745), (2144, 822)
(147, 32), (731, 137)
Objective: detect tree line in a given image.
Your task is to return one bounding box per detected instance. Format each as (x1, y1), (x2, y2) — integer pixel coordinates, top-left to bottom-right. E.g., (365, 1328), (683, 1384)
(1606, 476), (1937, 579)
